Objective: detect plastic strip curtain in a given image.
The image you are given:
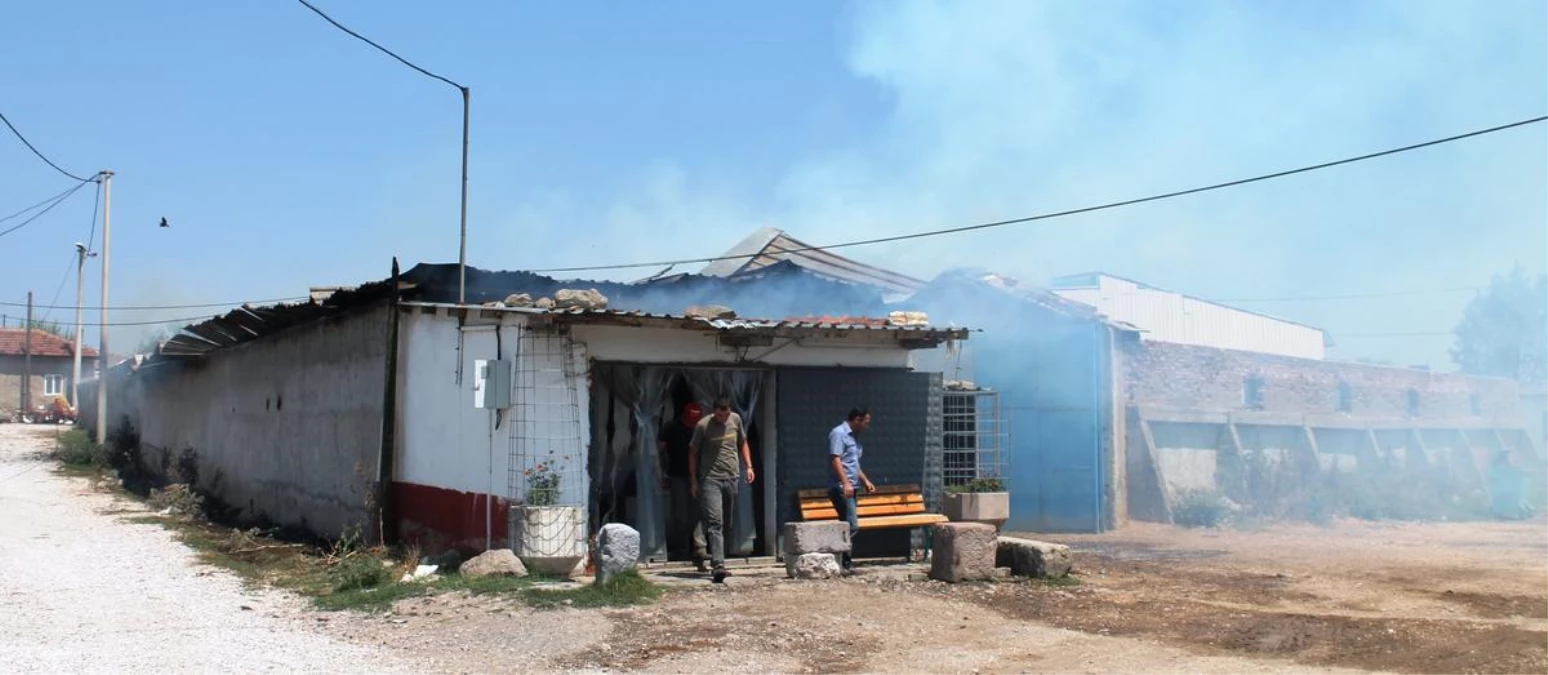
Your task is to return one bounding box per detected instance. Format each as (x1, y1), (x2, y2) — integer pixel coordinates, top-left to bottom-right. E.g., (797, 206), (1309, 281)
(679, 370), (763, 555)
(628, 366), (673, 561)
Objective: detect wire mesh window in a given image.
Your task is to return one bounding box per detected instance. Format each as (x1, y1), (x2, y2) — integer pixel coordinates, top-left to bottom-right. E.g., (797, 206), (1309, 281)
(942, 387), (1006, 488)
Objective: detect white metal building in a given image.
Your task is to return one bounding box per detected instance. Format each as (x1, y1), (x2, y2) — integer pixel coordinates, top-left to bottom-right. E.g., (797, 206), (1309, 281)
(1050, 272), (1327, 360)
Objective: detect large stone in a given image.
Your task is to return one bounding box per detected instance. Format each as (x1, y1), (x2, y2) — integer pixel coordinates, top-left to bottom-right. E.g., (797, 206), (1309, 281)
(685, 305), (736, 320)
(555, 288), (608, 310)
(786, 552), (842, 580)
(996, 537), (1073, 578)
(929, 522), (997, 583)
(782, 521), (852, 556)
(534, 297), (556, 309)
(597, 523), (640, 584)
(503, 293), (534, 308)
(461, 549), (529, 578)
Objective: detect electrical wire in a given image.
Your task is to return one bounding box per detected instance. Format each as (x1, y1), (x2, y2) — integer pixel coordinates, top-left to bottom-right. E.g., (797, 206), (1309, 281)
(533, 115), (1548, 274)
(0, 182), (87, 225)
(1335, 331), (1453, 338)
(295, 0), (465, 91)
(38, 183), (102, 325)
(0, 296), (311, 311)
(0, 180), (92, 239)
(0, 110), (94, 183)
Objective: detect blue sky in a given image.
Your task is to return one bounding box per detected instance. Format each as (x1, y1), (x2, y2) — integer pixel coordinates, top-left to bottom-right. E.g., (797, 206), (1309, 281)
(1, 0), (1544, 367)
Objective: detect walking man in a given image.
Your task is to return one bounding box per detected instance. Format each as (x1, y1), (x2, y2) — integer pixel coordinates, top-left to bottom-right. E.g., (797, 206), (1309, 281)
(658, 402), (709, 568)
(689, 397), (755, 583)
(829, 406), (876, 573)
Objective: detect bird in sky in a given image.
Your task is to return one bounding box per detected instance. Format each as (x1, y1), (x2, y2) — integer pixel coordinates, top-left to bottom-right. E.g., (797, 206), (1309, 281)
(159, 217), (169, 228)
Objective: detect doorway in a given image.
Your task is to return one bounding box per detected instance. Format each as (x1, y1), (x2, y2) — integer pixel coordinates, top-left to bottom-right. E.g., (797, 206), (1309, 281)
(588, 363), (768, 562)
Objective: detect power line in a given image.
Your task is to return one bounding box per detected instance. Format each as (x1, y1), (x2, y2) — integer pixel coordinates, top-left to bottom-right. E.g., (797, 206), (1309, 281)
(0, 110), (93, 183)
(38, 183), (102, 325)
(1213, 286), (1480, 303)
(534, 115), (1548, 274)
(294, 0), (464, 90)
(0, 296), (311, 311)
(0, 180), (92, 239)
(1336, 331), (1453, 338)
(0, 183), (85, 225)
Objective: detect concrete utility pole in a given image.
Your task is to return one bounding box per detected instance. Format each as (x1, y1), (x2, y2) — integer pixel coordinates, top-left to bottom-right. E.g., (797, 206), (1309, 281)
(72, 242), (92, 409)
(95, 170), (113, 444)
(22, 292), (33, 416)
(458, 86), (470, 306)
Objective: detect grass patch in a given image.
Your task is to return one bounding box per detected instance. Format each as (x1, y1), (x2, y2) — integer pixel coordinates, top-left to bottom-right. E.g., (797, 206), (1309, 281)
(522, 570), (660, 609)
(315, 582), (428, 612)
(54, 429), (109, 469)
(436, 573), (539, 596)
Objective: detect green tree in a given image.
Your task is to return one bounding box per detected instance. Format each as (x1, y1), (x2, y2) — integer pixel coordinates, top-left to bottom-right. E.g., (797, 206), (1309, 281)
(26, 319), (71, 339)
(1451, 266), (1548, 385)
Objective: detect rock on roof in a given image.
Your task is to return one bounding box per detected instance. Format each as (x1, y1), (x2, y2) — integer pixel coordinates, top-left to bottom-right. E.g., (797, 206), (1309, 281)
(0, 328), (98, 358)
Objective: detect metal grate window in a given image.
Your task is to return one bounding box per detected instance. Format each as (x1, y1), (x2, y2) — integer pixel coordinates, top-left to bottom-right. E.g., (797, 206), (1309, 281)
(942, 386), (1006, 487)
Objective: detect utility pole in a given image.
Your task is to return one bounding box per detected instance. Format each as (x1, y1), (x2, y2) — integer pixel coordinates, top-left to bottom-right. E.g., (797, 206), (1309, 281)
(95, 170), (112, 444)
(458, 86), (470, 306)
(22, 292), (33, 417)
(72, 242), (91, 409)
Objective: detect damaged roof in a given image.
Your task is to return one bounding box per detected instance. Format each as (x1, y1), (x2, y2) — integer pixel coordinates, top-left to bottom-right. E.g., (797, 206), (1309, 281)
(697, 227), (925, 296)
(154, 278), (398, 360)
(402, 301), (970, 344)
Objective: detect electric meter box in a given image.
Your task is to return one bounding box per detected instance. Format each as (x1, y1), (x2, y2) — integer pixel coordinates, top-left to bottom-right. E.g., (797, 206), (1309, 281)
(476, 358), (513, 410)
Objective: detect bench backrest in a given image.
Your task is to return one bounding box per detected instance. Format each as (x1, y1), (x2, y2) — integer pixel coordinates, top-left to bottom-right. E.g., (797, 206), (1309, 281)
(797, 483), (928, 521)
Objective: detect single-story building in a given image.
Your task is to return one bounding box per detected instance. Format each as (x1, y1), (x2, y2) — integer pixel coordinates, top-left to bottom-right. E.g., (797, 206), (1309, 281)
(1, 327), (97, 416)
(81, 262), (968, 564)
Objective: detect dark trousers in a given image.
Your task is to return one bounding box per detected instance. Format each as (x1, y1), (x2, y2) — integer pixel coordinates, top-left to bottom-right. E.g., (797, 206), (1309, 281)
(699, 477), (738, 569)
(828, 487), (859, 568)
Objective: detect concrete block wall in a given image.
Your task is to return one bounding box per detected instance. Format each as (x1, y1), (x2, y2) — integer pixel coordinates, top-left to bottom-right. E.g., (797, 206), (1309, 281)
(102, 306), (390, 539)
(1123, 341), (1522, 423)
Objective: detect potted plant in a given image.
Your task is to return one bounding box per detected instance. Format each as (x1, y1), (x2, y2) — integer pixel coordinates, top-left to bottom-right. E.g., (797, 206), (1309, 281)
(511, 459), (587, 576)
(943, 477), (1010, 530)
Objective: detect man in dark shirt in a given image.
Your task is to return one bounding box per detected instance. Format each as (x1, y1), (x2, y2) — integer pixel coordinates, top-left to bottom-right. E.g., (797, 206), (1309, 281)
(658, 402), (707, 568)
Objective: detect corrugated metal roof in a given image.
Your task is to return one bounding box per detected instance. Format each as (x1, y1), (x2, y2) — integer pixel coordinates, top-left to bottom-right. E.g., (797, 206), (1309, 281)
(406, 302), (971, 341)
(699, 227), (925, 295)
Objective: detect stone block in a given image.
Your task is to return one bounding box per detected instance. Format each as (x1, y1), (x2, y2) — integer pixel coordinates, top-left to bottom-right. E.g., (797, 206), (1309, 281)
(597, 523), (640, 584)
(785, 552), (842, 580)
(993, 566), (1013, 580)
(555, 288), (608, 309)
(928, 522), (997, 582)
(461, 549), (528, 578)
(996, 537), (1073, 578)
(782, 521), (852, 556)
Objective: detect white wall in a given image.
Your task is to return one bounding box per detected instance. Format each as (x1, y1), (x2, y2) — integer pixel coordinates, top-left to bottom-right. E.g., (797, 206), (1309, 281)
(571, 324), (911, 368)
(1056, 276), (1326, 360)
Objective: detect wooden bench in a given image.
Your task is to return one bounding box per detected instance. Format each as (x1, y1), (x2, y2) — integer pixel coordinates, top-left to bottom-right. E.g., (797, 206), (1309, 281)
(797, 483), (948, 530)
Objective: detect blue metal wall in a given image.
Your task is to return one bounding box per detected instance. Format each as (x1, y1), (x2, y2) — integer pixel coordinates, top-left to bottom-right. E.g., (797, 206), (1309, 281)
(909, 278), (1112, 532)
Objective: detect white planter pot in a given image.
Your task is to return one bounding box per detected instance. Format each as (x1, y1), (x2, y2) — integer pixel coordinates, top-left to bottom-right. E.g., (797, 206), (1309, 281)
(510, 505), (587, 576)
(943, 492), (1011, 530)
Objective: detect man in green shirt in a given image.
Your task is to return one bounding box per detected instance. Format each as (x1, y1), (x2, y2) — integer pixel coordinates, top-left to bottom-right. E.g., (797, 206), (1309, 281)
(688, 397), (756, 583)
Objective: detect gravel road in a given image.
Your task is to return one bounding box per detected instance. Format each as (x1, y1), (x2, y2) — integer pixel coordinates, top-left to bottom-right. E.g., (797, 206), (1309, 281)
(0, 425), (419, 674)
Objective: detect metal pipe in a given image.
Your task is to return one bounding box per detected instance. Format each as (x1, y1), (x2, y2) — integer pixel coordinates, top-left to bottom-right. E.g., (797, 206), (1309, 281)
(96, 170), (112, 444)
(458, 86), (470, 306)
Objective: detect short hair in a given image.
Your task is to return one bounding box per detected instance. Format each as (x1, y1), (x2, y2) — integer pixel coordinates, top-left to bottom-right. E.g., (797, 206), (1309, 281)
(847, 406), (870, 422)
(713, 397), (733, 411)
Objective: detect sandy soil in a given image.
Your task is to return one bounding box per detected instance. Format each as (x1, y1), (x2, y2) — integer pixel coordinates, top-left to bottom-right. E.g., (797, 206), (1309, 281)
(7, 423), (1544, 674)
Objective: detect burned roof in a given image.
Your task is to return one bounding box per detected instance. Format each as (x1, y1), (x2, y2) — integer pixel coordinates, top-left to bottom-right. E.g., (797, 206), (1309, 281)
(0, 328), (98, 358)
(153, 278), (398, 360)
(401, 302), (970, 344)
(697, 227), (925, 296)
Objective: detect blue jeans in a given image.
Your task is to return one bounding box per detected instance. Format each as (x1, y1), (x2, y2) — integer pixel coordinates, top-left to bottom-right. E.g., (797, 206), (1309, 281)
(828, 487), (858, 567)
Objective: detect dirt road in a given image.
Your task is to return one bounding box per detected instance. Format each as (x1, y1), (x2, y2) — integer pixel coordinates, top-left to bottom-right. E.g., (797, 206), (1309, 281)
(0, 425), (418, 674)
(4, 423), (1544, 674)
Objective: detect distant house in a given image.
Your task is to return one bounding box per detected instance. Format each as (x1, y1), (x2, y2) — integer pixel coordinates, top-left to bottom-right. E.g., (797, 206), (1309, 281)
(0, 328), (98, 414)
(1051, 272), (1329, 360)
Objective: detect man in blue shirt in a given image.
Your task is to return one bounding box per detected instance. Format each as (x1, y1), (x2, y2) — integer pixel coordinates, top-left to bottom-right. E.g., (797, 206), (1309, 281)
(829, 406), (876, 573)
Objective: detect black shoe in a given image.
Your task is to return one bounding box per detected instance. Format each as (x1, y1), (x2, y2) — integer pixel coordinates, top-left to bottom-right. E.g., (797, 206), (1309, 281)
(711, 568), (729, 584)
(694, 557), (709, 573)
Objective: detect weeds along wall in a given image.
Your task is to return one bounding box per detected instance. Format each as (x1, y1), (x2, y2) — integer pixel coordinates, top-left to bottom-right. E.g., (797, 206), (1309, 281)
(99, 306), (392, 540)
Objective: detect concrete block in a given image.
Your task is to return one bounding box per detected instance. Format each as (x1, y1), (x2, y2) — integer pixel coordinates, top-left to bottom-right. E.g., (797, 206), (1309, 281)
(928, 522), (997, 582)
(993, 566), (1013, 580)
(785, 552), (842, 580)
(996, 537), (1073, 578)
(782, 521), (851, 556)
(597, 523), (640, 584)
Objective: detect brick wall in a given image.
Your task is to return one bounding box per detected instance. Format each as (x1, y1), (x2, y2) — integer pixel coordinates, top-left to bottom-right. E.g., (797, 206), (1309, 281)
(0, 355), (84, 414)
(1123, 340), (1522, 424)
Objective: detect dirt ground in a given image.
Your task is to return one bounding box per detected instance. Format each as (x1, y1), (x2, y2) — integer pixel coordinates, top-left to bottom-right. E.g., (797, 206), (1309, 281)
(6, 425), (1545, 674)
